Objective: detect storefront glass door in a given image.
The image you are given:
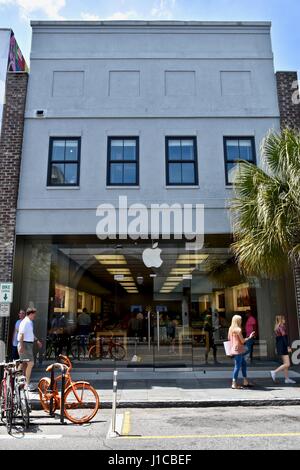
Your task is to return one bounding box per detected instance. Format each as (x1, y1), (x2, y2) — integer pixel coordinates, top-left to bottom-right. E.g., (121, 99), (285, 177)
(151, 272), (193, 369)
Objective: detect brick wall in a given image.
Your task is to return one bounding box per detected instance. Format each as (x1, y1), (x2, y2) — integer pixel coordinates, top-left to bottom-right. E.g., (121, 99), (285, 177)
(294, 265), (300, 324)
(276, 71), (300, 330)
(276, 71), (300, 129)
(0, 72), (28, 345)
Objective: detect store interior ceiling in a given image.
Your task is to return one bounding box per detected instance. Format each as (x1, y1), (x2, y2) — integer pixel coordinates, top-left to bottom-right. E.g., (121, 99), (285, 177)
(58, 246), (233, 295)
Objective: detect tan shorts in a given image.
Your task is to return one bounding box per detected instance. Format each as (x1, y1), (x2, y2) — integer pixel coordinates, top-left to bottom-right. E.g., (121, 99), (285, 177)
(18, 342), (34, 362)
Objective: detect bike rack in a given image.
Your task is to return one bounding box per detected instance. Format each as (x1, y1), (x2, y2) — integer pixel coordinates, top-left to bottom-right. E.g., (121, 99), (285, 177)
(49, 362), (68, 425)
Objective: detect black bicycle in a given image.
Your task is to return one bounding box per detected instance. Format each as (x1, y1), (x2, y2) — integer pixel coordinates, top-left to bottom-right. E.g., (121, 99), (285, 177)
(45, 335), (73, 360)
(0, 359), (30, 433)
(70, 334), (91, 360)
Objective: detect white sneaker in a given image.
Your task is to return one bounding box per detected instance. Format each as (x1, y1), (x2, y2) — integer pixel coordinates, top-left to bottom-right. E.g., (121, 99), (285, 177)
(270, 371), (276, 383)
(285, 378), (296, 384)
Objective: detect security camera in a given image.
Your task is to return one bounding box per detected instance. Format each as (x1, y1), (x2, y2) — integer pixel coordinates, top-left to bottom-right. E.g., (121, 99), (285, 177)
(36, 110), (45, 117)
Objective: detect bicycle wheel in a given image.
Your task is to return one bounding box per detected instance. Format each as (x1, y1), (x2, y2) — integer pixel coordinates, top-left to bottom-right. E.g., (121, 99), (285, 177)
(110, 343), (126, 360)
(64, 381), (99, 424)
(45, 344), (56, 360)
(88, 345), (98, 360)
(71, 343), (85, 361)
(0, 379), (6, 422)
(6, 387), (13, 434)
(38, 377), (58, 413)
(19, 387), (30, 429)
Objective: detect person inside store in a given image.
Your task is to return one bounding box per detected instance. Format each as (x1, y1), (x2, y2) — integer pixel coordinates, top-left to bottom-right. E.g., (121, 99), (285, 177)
(211, 308), (220, 341)
(218, 312), (229, 340)
(136, 311), (144, 342)
(244, 310), (257, 363)
(120, 311), (131, 331)
(93, 315), (104, 333)
(50, 312), (66, 356)
(128, 312), (139, 339)
(77, 307), (92, 349)
(204, 310), (218, 364)
(77, 308), (91, 335)
(167, 316), (177, 353)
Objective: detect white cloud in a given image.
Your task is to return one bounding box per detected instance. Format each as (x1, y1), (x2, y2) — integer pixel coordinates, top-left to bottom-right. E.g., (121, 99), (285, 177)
(80, 10), (140, 21)
(0, 0), (66, 20)
(80, 12), (101, 21)
(151, 0), (176, 19)
(104, 10), (139, 20)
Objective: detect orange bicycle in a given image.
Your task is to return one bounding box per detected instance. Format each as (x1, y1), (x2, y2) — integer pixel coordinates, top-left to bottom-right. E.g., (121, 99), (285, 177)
(88, 335), (126, 360)
(38, 355), (99, 424)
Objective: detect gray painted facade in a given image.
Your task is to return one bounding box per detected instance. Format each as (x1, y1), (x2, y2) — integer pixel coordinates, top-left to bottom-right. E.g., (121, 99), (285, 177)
(17, 21), (280, 235)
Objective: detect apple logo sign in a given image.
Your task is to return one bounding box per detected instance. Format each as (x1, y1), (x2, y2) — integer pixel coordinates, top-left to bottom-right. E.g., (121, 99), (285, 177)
(142, 243), (163, 268)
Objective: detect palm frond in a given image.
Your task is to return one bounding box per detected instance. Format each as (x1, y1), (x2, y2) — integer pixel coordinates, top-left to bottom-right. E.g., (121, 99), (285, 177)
(230, 128), (300, 279)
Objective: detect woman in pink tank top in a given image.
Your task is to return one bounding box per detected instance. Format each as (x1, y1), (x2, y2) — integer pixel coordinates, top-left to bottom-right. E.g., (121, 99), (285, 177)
(228, 315), (255, 389)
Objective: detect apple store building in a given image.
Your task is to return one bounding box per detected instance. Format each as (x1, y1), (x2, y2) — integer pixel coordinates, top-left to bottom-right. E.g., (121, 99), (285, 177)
(10, 232), (298, 370)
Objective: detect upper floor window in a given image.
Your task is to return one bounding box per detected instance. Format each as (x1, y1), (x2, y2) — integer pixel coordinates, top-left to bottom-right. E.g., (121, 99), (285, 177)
(48, 137), (81, 186)
(166, 137), (198, 185)
(107, 137), (139, 186)
(224, 137), (256, 185)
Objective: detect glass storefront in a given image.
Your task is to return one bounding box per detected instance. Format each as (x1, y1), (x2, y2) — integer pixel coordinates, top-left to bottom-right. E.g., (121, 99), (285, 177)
(11, 236), (298, 369)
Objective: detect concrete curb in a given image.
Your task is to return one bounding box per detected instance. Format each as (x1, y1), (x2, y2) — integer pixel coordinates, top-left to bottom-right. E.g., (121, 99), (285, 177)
(30, 398), (300, 410)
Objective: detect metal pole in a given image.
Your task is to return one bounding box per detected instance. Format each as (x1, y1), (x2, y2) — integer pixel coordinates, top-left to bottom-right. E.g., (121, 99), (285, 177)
(49, 367), (54, 417)
(60, 368), (65, 425)
(157, 310), (160, 352)
(148, 310), (151, 351)
(153, 329), (155, 371)
(111, 369), (118, 435)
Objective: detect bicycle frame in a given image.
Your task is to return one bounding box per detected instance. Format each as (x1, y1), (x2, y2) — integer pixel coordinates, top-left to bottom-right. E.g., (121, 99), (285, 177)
(0, 360), (30, 432)
(88, 335), (125, 359)
(0, 366), (10, 421)
(39, 355), (100, 424)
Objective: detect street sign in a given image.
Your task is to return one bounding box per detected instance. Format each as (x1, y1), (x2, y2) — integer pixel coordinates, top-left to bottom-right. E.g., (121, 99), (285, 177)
(0, 303), (10, 317)
(0, 283), (13, 303)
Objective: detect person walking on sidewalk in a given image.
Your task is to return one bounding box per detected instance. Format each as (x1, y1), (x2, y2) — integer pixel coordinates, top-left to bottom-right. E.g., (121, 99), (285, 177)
(228, 315), (255, 389)
(11, 309), (25, 360)
(270, 315), (296, 384)
(17, 307), (42, 390)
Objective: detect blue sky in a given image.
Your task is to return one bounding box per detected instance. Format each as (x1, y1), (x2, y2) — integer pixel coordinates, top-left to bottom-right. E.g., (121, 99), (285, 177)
(0, 0), (299, 72)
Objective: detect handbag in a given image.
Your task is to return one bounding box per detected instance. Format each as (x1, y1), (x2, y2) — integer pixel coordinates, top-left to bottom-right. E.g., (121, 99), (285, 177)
(223, 340), (232, 356)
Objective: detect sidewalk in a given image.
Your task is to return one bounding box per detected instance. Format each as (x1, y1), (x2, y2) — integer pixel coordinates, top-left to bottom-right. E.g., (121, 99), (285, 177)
(30, 366), (300, 409)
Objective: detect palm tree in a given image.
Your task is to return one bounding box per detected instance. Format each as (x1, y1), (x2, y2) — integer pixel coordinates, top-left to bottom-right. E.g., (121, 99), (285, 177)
(231, 128), (300, 279)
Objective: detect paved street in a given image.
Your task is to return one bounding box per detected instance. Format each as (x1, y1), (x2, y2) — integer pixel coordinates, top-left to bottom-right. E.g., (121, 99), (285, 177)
(1, 406), (300, 450)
